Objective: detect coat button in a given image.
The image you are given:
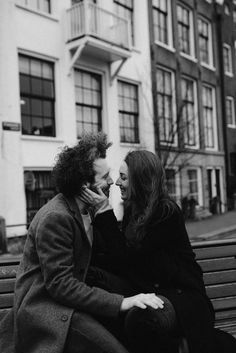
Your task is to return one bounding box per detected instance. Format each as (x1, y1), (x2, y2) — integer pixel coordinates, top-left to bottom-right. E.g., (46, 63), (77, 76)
(177, 289), (182, 294)
(154, 283), (160, 289)
(61, 314), (68, 322)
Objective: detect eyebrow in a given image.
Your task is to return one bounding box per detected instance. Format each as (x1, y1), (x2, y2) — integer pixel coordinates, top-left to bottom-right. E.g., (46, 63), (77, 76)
(103, 170), (110, 179)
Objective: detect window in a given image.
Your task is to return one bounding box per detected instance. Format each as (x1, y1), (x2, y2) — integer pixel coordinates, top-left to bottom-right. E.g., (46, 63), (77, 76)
(230, 152), (236, 176)
(226, 97), (236, 127)
(187, 169), (200, 204)
(202, 85), (217, 149)
(233, 9), (236, 23)
(114, 0), (134, 45)
(19, 55), (55, 137)
(198, 17), (213, 66)
(17, 0), (51, 13)
(223, 44), (233, 75)
(156, 67), (176, 144)
(74, 69), (102, 138)
(165, 168), (179, 202)
(118, 80), (139, 143)
(177, 4), (194, 57)
(181, 77), (198, 147)
(24, 170), (56, 225)
(152, 0), (173, 47)
(224, 4), (230, 15)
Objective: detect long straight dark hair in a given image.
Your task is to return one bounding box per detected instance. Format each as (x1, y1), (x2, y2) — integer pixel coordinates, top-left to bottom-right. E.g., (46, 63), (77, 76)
(124, 150), (177, 243)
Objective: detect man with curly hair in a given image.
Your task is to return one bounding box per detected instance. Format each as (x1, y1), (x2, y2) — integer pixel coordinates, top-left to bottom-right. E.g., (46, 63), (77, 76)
(0, 132), (161, 353)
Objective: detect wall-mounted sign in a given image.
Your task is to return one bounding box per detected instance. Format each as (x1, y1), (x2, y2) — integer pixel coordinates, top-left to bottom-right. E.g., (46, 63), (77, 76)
(2, 121), (21, 131)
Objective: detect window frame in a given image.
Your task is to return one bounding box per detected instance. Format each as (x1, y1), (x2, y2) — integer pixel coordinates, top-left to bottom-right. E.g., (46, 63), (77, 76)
(223, 43), (233, 76)
(181, 76), (199, 149)
(19, 54), (56, 137)
(202, 84), (218, 151)
(165, 167), (181, 204)
(152, 0), (174, 50)
(113, 0), (134, 46)
(118, 79), (140, 144)
(16, 0), (51, 14)
(186, 167), (203, 206)
(226, 96), (236, 128)
(74, 68), (103, 139)
(177, 3), (195, 60)
(156, 66), (177, 146)
(198, 16), (214, 68)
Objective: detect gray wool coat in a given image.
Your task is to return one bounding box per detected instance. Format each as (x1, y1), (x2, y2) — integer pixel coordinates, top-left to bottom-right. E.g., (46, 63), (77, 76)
(0, 193), (123, 353)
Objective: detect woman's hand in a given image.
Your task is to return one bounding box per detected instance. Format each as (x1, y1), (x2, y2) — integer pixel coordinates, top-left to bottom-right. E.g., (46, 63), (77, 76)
(120, 293), (164, 311)
(80, 187), (111, 214)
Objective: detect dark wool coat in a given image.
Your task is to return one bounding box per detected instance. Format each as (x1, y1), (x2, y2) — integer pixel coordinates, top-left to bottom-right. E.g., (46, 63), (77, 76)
(0, 194), (123, 353)
(93, 207), (218, 353)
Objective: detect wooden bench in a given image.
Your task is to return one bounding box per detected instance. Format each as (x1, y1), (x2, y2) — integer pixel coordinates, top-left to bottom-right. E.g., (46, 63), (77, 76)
(1, 239), (236, 338)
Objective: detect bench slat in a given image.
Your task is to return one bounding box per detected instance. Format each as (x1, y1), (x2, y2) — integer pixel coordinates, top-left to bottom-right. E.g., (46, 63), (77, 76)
(211, 296), (236, 311)
(203, 270), (236, 285)
(206, 283), (236, 299)
(215, 309), (236, 322)
(194, 245), (236, 260)
(0, 293), (14, 309)
(0, 265), (18, 279)
(198, 258), (236, 271)
(0, 278), (15, 294)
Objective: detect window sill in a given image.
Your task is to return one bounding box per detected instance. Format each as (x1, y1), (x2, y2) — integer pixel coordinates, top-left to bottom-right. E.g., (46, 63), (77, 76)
(15, 4), (59, 22)
(120, 142), (141, 148)
(201, 62), (216, 71)
(225, 71), (234, 78)
(180, 52), (197, 63)
(21, 135), (64, 143)
(154, 41), (176, 53)
(227, 124), (236, 129)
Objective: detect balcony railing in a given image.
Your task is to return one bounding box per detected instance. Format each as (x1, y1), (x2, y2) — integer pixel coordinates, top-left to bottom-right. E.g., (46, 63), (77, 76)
(66, 2), (131, 50)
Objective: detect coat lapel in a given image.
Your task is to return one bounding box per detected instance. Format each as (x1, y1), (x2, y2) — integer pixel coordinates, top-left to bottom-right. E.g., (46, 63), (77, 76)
(63, 195), (92, 247)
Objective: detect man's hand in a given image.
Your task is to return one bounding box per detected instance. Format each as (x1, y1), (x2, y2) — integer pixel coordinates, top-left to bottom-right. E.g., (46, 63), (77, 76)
(120, 293), (164, 311)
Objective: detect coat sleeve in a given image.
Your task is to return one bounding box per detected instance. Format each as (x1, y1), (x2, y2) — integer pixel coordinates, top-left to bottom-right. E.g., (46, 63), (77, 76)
(35, 211), (123, 318)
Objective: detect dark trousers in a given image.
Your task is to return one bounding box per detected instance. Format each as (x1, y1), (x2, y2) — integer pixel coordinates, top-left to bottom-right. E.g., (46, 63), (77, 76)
(64, 267), (181, 353)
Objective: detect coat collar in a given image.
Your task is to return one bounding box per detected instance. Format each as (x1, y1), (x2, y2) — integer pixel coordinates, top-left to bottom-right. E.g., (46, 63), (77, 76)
(62, 194), (92, 247)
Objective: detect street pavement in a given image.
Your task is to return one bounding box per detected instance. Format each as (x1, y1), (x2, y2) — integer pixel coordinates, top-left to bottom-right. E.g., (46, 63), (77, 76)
(186, 209), (236, 242)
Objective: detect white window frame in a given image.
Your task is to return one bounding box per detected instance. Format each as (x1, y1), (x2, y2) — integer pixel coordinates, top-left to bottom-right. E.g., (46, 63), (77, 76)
(226, 96), (236, 128)
(181, 76), (199, 149)
(186, 167), (203, 207)
(152, 0), (174, 51)
(16, 0), (52, 16)
(156, 66), (177, 146)
(165, 167), (181, 204)
(198, 17), (214, 69)
(177, 4), (196, 61)
(223, 43), (233, 76)
(202, 84), (218, 151)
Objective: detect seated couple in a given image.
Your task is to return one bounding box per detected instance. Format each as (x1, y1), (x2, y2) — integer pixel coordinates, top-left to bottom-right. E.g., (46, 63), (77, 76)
(0, 132), (235, 353)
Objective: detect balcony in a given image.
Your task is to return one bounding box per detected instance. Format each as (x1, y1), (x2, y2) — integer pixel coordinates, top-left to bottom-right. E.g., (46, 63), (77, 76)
(66, 2), (131, 68)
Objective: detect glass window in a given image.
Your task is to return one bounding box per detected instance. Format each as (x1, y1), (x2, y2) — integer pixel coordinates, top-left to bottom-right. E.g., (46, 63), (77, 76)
(19, 55), (55, 137)
(74, 69), (102, 138)
(187, 169), (199, 203)
(177, 4), (193, 56)
(156, 67), (176, 144)
(181, 77), (198, 147)
(118, 81), (139, 143)
(24, 170), (56, 225)
(226, 97), (236, 126)
(114, 0), (134, 45)
(152, 0), (172, 46)
(223, 44), (233, 75)
(165, 168), (179, 202)
(18, 0), (51, 14)
(198, 17), (213, 66)
(202, 85), (217, 149)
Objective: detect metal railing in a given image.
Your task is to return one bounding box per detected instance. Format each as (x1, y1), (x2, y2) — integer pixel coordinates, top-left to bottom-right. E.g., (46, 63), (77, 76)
(66, 2), (131, 49)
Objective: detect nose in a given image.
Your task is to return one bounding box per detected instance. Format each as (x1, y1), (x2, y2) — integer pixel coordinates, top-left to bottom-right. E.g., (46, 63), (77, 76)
(116, 177), (121, 186)
(108, 176), (114, 185)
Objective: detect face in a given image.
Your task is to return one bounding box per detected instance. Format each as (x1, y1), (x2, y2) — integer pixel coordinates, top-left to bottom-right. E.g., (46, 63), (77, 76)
(92, 158), (114, 197)
(116, 161), (129, 201)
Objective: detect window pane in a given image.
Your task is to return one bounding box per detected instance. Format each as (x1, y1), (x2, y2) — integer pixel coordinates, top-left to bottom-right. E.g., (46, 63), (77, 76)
(20, 75), (31, 94)
(31, 77), (42, 96)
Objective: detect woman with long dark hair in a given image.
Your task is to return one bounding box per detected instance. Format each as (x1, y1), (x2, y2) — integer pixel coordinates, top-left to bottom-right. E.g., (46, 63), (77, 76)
(82, 150), (224, 353)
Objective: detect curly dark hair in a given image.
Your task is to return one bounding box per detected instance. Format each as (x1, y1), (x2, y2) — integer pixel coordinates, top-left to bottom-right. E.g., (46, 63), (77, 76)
(52, 132), (112, 197)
